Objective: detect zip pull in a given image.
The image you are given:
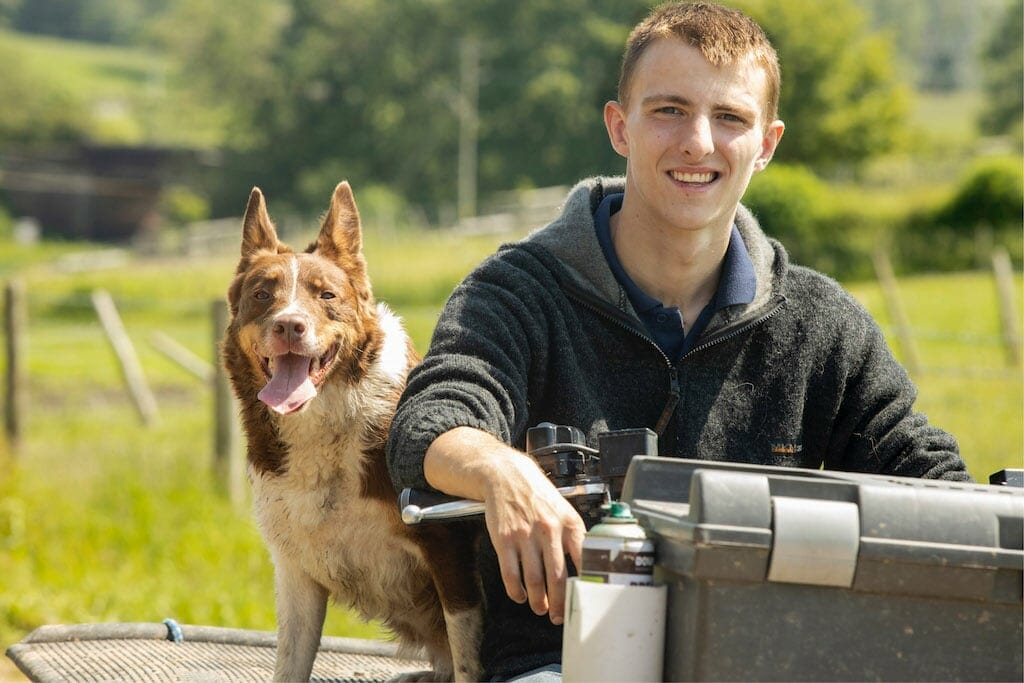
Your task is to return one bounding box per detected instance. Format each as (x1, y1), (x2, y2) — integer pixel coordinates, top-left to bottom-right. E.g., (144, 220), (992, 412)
(654, 367), (680, 436)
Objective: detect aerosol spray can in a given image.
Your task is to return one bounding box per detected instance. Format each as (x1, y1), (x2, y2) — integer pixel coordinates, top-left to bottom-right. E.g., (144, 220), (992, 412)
(580, 501), (655, 586)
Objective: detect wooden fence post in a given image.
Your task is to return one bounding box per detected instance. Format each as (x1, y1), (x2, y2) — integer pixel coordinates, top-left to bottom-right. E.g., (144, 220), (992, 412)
(149, 331), (214, 382)
(991, 246), (1022, 367)
(91, 289), (159, 426)
(212, 300), (243, 504)
(5, 279), (25, 452)
(871, 248), (923, 376)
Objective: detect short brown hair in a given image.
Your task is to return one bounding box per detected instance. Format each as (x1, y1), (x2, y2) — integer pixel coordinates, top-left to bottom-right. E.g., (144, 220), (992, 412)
(617, 1), (781, 124)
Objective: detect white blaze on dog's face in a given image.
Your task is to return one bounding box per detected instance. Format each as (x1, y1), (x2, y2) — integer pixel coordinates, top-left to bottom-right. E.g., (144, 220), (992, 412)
(231, 182), (375, 415)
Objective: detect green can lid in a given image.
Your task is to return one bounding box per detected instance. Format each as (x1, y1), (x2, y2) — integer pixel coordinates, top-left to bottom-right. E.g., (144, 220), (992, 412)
(602, 501), (635, 521)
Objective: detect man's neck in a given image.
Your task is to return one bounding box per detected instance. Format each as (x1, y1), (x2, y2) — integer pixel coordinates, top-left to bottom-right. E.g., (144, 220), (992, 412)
(609, 209), (733, 329)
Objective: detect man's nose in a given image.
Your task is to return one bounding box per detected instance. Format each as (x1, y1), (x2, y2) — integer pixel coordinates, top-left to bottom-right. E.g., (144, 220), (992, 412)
(679, 115), (714, 160)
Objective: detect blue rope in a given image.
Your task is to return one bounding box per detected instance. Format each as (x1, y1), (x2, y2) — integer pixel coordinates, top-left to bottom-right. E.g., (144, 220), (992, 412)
(163, 618), (184, 643)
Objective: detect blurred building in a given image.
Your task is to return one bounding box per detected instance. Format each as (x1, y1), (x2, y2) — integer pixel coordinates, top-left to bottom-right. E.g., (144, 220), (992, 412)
(0, 145), (210, 243)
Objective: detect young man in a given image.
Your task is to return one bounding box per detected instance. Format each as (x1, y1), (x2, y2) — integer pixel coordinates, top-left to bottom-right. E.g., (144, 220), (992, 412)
(388, 2), (970, 679)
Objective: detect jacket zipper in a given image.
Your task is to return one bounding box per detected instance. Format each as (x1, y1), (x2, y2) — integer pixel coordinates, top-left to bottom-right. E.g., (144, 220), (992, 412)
(654, 367), (680, 435)
(680, 295), (787, 360)
(566, 282), (787, 435)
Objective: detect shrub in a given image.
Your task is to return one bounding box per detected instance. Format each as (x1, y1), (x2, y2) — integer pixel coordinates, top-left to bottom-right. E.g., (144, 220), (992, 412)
(938, 156), (1024, 233)
(159, 186), (210, 225)
(744, 164), (829, 244)
(0, 203), (12, 240)
(742, 163), (858, 274)
(0, 39), (88, 147)
(895, 156), (1024, 273)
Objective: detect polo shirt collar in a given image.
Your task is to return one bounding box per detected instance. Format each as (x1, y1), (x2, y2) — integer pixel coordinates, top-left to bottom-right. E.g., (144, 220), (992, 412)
(594, 193), (756, 315)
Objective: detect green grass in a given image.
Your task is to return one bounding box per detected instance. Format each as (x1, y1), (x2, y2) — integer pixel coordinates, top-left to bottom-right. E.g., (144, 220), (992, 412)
(0, 31), (165, 100)
(0, 228), (517, 655)
(907, 89), (983, 147)
(846, 271), (1024, 480)
(0, 231), (1020, 660)
(0, 29), (227, 147)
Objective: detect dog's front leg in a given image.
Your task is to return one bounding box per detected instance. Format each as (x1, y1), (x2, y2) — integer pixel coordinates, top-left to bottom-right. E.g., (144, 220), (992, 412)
(273, 556), (328, 682)
(444, 606), (484, 682)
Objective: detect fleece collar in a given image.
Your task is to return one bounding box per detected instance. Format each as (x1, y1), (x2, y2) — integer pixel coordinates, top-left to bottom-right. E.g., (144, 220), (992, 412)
(521, 176), (785, 329)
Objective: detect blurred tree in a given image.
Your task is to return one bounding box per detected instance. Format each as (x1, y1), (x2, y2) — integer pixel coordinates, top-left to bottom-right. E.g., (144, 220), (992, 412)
(471, 0), (644, 193)
(149, 0), (288, 147)
(744, 163), (830, 264)
(156, 0), (910, 218)
(734, 0), (909, 171)
(0, 0), (19, 27)
(978, 0), (1023, 142)
(0, 38), (87, 146)
(854, 0), (1009, 92)
(6, 0), (168, 44)
(156, 0), (646, 218)
(915, 0), (976, 91)
(939, 156), (1024, 232)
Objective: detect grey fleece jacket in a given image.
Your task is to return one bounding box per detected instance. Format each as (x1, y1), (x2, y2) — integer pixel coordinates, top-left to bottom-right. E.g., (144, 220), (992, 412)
(387, 176), (969, 678)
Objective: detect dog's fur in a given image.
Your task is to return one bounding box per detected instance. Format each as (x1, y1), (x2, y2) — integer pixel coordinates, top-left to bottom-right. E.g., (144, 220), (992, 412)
(221, 182), (482, 682)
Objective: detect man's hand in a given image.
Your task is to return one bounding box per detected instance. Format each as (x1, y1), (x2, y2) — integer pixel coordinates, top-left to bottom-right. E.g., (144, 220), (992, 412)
(424, 426), (586, 625)
(483, 450), (585, 624)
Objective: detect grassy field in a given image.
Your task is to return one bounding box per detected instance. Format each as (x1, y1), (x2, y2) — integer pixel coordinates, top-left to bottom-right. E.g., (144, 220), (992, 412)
(0, 228), (520, 660)
(0, 229), (1021, 671)
(0, 29), (225, 147)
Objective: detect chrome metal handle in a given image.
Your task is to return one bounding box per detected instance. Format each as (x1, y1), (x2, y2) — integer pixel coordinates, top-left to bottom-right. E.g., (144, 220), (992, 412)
(400, 482), (609, 525)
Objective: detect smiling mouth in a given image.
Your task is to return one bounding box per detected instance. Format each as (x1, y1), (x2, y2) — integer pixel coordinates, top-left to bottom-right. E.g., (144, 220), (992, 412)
(669, 170), (718, 184)
(258, 343), (340, 386)
(255, 343), (341, 415)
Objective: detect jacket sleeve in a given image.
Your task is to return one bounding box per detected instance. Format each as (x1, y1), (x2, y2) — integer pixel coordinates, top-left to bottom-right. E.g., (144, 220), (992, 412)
(823, 306), (971, 482)
(386, 250), (548, 491)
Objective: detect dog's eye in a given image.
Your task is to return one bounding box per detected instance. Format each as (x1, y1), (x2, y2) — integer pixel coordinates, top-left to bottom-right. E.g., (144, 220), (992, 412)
(254, 290), (270, 301)
(321, 291), (336, 300)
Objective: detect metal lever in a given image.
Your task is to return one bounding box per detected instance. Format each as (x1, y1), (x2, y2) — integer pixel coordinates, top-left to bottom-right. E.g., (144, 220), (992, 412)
(400, 482), (609, 524)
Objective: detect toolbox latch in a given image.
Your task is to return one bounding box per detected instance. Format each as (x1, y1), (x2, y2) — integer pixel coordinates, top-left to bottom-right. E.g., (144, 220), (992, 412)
(767, 497), (859, 587)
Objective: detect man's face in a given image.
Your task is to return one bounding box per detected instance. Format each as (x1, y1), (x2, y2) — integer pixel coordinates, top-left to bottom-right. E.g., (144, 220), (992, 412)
(605, 38), (784, 236)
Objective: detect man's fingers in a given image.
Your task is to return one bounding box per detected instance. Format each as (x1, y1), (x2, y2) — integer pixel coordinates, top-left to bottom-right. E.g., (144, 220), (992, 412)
(565, 518), (585, 577)
(544, 542), (568, 625)
(480, 458), (587, 624)
(520, 545), (550, 617)
(496, 543), (528, 604)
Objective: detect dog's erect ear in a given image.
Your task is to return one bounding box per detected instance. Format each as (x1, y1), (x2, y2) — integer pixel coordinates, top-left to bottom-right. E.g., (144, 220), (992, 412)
(316, 181), (363, 261)
(241, 187), (280, 258)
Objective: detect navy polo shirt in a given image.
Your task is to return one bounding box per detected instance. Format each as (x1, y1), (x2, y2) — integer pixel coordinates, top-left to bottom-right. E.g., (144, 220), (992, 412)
(594, 193), (756, 362)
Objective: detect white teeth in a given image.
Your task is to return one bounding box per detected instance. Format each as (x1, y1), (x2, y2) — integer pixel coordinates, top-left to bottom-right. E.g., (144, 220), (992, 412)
(671, 171), (715, 183)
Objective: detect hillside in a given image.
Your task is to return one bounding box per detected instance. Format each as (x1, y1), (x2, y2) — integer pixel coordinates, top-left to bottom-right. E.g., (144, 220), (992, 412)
(0, 29), (226, 148)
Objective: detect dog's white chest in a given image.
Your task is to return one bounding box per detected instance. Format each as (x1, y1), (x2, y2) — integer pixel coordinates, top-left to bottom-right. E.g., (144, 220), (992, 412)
(250, 439), (425, 617)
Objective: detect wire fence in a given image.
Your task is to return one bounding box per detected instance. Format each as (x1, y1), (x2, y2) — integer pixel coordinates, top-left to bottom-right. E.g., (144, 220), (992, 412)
(1, 245), (1020, 493)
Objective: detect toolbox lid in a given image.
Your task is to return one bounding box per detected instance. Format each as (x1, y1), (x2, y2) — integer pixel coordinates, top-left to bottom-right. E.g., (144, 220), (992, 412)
(622, 457), (1024, 602)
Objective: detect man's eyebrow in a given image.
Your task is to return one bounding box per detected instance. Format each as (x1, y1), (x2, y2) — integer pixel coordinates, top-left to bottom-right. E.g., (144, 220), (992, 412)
(641, 94), (759, 118)
(717, 102), (759, 118)
(642, 94), (691, 107)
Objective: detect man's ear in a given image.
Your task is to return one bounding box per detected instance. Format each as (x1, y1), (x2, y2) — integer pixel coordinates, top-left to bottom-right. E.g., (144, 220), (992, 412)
(754, 120), (785, 173)
(604, 100), (630, 159)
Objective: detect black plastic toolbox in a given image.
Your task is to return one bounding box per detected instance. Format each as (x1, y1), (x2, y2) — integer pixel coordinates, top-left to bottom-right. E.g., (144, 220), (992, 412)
(621, 457), (1024, 682)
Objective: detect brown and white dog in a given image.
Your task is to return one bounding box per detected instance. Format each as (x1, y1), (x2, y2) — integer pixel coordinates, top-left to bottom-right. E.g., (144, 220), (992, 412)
(221, 182), (482, 682)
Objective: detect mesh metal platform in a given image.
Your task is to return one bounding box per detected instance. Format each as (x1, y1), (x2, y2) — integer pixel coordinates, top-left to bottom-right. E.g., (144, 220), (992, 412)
(6, 622), (430, 682)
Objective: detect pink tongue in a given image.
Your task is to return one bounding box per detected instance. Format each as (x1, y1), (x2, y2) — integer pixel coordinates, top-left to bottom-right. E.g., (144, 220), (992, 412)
(258, 353), (317, 415)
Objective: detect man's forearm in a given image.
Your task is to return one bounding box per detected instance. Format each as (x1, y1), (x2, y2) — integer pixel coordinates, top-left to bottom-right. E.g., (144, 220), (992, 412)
(423, 425), (586, 625)
(424, 426), (533, 500)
